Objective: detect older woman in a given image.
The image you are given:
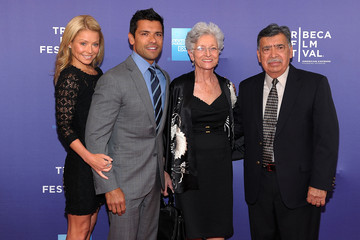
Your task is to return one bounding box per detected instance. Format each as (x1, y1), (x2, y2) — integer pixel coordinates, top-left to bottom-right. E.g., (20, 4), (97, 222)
(166, 22), (237, 240)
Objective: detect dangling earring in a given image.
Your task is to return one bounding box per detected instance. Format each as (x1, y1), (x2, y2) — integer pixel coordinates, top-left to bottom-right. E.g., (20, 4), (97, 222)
(69, 46), (72, 49)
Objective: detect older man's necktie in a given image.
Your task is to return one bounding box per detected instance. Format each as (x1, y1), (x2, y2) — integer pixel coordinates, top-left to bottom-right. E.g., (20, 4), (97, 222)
(263, 78), (279, 166)
(149, 66), (163, 132)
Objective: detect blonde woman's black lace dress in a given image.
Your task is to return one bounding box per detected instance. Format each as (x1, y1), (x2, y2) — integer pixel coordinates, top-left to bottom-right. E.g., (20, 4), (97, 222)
(55, 65), (104, 215)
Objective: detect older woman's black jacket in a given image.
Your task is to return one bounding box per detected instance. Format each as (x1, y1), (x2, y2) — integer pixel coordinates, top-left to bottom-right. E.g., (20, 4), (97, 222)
(165, 71), (240, 193)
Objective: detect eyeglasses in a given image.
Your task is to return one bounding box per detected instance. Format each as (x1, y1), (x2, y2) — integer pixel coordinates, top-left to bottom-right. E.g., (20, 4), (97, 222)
(193, 46), (219, 54)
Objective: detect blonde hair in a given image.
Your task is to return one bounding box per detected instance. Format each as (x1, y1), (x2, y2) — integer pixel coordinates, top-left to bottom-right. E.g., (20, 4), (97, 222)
(53, 15), (104, 85)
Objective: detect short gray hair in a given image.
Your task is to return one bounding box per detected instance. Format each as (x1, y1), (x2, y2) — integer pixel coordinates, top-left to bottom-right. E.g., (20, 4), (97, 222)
(185, 22), (224, 52)
(257, 23), (292, 49)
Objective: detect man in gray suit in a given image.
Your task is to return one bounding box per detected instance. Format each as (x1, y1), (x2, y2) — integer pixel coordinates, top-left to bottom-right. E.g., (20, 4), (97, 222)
(85, 8), (172, 240)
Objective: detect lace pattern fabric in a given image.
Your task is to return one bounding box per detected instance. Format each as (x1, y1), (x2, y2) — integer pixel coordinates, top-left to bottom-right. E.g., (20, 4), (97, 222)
(55, 65), (102, 146)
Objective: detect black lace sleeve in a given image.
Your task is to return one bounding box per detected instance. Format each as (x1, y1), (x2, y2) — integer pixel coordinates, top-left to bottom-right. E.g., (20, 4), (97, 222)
(55, 71), (80, 146)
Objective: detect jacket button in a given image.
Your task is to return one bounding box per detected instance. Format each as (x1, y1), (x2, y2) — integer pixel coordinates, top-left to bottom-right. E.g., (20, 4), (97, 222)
(256, 161), (261, 165)
(259, 141), (262, 145)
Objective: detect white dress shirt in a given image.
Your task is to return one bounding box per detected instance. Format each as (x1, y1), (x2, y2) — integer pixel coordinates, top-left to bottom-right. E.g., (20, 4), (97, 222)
(262, 66), (289, 162)
(262, 66), (290, 118)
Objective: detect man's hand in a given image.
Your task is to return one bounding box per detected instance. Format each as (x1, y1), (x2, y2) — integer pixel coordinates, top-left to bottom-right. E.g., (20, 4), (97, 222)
(162, 171), (174, 196)
(105, 188), (126, 215)
(307, 186), (327, 207)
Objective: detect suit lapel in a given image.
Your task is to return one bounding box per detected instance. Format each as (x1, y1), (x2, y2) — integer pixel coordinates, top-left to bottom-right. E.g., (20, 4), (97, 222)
(126, 57), (156, 127)
(275, 65), (302, 137)
(254, 74), (265, 138)
(156, 64), (170, 134)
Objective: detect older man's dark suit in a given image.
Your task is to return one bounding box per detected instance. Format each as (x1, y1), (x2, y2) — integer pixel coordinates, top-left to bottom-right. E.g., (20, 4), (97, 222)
(234, 64), (339, 210)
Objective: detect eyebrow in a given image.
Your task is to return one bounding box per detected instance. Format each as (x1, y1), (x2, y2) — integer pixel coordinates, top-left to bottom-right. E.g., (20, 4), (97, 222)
(76, 39), (100, 45)
(197, 45), (218, 47)
(264, 44), (285, 47)
(138, 30), (163, 34)
(262, 44), (286, 49)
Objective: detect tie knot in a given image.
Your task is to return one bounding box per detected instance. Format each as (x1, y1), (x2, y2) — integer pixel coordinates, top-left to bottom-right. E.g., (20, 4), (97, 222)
(272, 78), (279, 86)
(149, 66), (156, 75)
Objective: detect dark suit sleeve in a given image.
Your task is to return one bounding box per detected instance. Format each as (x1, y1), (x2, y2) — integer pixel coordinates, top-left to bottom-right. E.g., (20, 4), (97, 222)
(233, 82), (244, 140)
(164, 84), (174, 173)
(232, 82), (245, 160)
(310, 76), (339, 191)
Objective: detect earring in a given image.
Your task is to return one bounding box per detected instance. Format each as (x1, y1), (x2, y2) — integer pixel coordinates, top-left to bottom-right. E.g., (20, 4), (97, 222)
(69, 46), (71, 49)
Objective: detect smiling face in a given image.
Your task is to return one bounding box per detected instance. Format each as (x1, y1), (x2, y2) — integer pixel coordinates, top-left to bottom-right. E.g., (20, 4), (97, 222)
(69, 29), (100, 70)
(128, 20), (163, 65)
(257, 33), (293, 78)
(188, 34), (219, 72)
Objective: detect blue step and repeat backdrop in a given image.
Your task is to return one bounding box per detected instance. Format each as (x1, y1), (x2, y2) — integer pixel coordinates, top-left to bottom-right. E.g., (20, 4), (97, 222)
(1, 0), (359, 239)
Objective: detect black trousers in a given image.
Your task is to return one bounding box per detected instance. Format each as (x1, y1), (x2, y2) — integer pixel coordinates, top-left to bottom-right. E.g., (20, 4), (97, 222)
(248, 168), (321, 240)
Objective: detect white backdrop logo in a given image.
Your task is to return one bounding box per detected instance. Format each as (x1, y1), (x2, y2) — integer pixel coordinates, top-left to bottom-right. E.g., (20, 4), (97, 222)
(291, 27), (332, 64)
(42, 166), (64, 194)
(171, 28), (191, 61)
(40, 27), (64, 54)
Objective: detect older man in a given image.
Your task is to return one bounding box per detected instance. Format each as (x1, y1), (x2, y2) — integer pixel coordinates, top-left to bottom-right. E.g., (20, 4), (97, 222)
(234, 23), (339, 239)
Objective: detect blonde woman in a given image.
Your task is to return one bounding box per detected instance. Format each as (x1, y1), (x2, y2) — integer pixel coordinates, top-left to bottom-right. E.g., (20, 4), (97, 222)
(54, 15), (112, 240)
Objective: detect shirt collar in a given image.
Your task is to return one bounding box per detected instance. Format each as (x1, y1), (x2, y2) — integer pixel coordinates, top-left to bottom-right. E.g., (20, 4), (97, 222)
(264, 66), (290, 89)
(131, 51), (156, 75)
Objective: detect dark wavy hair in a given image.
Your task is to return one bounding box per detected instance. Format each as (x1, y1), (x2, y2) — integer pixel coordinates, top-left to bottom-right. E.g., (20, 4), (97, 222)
(129, 8), (164, 37)
(257, 23), (292, 49)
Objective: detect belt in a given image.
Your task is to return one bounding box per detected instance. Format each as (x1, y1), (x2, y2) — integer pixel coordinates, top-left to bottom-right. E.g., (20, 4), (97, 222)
(192, 125), (224, 134)
(262, 163), (276, 172)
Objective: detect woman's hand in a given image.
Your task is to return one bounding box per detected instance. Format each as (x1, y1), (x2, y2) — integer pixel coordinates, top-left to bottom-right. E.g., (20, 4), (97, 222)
(85, 153), (113, 179)
(69, 139), (113, 179)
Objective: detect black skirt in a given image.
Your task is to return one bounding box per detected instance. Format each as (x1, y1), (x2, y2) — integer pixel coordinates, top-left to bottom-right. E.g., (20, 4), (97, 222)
(63, 150), (105, 215)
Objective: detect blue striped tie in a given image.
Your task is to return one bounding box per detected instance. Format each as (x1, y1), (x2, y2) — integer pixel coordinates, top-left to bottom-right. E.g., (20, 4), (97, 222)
(149, 66), (163, 132)
(263, 78), (278, 166)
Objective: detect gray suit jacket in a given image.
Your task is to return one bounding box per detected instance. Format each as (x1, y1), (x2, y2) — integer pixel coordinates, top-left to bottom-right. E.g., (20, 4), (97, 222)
(85, 56), (170, 200)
